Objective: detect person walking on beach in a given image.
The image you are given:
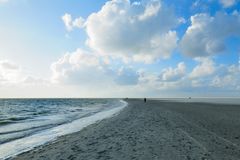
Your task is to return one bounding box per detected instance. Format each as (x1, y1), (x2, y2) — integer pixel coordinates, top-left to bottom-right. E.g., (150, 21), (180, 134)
(144, 98), (146, 103)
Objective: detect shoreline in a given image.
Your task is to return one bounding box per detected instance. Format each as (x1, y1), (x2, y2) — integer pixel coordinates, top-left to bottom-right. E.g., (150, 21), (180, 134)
(12, 99), (240, 160)
(1, 100), (127, 160)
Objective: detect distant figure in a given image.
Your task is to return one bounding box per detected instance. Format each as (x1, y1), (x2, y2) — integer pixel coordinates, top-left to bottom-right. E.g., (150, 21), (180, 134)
(144, 98), (147, 103)
(189, 97), (191, 99)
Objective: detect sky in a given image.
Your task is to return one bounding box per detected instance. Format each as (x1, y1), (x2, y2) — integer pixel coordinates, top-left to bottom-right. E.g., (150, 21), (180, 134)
(0, 0), (240, 98)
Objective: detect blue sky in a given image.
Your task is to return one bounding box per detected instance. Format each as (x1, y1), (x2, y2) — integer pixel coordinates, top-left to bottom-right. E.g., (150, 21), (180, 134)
(0, 0), (239, 98)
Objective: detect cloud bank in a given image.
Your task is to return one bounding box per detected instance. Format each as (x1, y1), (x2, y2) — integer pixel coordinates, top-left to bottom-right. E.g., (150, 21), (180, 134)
(57, 0), (240, 96)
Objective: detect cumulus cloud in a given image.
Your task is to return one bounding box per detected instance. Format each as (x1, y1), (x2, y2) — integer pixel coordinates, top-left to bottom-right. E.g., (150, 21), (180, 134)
(180, 12), (240, 57)
(51, 49), (104, 84)
(211, 65), (240, 89)
(160, 62), (186, 81)
(187, 59), (240, 91)
(51, 49), (140, 86)
(137, 70), (187, 92)
(189, 58), (216, 78)
(135, 62), (190, 93)
(62, 13), (85, 31)
(219, 0), (237, 8)
(85, 0), (178, 63)
(191, 58), (215, 79)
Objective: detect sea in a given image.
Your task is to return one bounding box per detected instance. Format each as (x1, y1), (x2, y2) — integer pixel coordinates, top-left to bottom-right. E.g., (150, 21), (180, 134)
(0, 99), (127, 159)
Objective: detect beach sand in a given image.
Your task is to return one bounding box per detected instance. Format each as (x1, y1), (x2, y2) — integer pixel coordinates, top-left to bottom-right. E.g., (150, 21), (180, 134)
(12, 99), (240, 160)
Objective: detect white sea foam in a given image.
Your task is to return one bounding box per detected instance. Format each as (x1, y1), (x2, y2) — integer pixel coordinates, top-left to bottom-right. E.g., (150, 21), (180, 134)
(0, 100), (127, 159)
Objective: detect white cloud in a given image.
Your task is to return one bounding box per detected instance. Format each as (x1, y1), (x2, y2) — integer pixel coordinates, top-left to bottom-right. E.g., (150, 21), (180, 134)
(211, 75), (234, 87)
(85, 0), (178, 63)
(0, 60), (19, 70)
(48, 48), (239, 96)
(211, 65), (240, 89)
(62, 13), (72, 31)
(137, 70), (187, 92)
(62, 13), (85, 31)
(189, 58), (215, 78)
(51, 49), (104, 84)
(160, 62), (186, 81)
(0, 60), (22, 84)
(180, 12), (240, 57)
(0, 60), (48, 86)
(51, 48), (140, 86)
(52, 1), (240, 97)
(46, 29), (240, 96)
(72, 17), (85, 28)
(138, 0), (161, 21)
(136, 60), (240, 96)
(0, 0), (8, 3)
(219, 0), (237, 8)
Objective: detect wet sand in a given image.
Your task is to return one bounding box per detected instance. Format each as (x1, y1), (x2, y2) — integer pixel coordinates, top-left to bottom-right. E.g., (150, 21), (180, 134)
(12, 99), (240, 160)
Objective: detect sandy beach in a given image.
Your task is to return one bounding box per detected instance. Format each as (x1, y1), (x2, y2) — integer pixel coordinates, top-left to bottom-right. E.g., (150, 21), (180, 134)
(12, 99), (240, 160)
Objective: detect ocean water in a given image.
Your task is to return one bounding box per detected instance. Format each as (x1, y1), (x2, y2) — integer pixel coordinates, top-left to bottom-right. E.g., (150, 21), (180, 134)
(0, 99), (127, 159)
